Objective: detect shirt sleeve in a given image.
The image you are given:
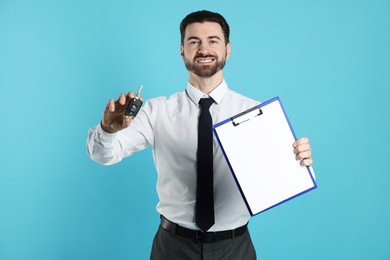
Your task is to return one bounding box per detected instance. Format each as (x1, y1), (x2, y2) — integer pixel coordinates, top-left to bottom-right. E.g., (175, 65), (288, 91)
(86, 101), (155, 165)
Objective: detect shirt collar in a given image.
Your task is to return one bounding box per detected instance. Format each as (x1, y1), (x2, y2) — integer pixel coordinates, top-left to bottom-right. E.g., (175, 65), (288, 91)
(186, 79), (228, 106)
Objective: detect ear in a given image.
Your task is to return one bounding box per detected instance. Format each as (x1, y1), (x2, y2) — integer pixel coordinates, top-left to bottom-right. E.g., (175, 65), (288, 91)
(226, 42), (231, 60)
(180, 45), (184, 60)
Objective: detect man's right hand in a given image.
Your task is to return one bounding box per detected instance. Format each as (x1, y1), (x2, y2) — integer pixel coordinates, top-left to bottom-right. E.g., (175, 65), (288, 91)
(100, 92), (144, 133)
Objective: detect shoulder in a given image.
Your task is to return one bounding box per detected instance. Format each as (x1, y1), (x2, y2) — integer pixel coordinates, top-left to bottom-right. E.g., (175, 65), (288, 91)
(225, 88), (260, 107)
(142, 90), (189, 114)
(145, 90), (186, 106)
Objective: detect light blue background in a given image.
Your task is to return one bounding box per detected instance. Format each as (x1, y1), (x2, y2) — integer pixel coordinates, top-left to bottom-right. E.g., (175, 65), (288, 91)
(1, 0), (389, 259)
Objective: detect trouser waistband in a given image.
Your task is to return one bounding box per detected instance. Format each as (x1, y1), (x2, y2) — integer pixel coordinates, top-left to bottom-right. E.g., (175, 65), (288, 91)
(160, 215), (248, 243)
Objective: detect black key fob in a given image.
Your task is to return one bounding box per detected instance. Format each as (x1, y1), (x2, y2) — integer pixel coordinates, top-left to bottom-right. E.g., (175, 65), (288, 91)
(124, 85), (143, 118)
(125, 98), (143, 118)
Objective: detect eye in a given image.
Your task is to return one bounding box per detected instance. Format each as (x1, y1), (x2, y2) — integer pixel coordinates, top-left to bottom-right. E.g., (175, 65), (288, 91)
(209, 39), (221, 46)
(189, 40), (199, 45)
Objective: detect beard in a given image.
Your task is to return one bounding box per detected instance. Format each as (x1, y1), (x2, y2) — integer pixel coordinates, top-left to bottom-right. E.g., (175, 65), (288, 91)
(184, 53), (227, 77)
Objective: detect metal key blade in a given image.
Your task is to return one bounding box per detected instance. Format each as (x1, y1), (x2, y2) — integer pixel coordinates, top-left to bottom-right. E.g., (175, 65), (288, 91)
(135, 85), (143, 99)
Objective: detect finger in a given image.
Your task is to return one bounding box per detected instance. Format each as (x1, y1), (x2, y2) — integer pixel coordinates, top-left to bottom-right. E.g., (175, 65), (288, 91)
(296, 150), (312, 161)
(127, 91), (144, 102)
(293, 137), (309, 148)
(123, 115), (132, 127)
(107, 98), (115, 112)
(118, 93), (127, 105)
(300, 158), (313, 167)
(127, 91), (135, 99)
(294, 143), (311, 154)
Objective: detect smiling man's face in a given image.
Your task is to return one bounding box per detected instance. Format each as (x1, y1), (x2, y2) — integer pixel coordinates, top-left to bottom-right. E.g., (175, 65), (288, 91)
(181, 22), (231, 78)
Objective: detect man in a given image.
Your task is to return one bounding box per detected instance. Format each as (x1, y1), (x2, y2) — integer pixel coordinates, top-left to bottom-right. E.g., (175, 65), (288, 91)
(87, 10), (313, 259)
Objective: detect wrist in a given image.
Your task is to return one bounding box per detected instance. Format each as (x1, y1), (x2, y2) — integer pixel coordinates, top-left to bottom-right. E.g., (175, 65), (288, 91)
(100, 121), (117, 134)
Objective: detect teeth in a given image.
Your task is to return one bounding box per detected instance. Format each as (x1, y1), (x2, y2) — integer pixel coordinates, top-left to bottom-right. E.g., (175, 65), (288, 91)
(198, 59), (213, 63)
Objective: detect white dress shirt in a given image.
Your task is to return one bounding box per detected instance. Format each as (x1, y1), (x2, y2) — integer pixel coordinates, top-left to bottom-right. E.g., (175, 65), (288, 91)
(87, 80), (259, 231)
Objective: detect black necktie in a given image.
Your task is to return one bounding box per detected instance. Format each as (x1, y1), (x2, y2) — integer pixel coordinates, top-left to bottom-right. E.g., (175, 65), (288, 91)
(196, 98), (215, 232)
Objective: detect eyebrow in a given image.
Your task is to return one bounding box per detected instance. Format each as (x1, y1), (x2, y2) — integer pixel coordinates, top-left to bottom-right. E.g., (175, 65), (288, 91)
(187, 35), (221, 42)
(208, 36), (221, 40)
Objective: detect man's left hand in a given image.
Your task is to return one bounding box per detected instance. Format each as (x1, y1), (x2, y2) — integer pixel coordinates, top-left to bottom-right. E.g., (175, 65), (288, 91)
(293, 137), (313, 166)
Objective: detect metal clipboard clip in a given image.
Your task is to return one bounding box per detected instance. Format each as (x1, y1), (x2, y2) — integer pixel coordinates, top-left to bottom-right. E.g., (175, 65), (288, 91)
(232, 106), (263, 126)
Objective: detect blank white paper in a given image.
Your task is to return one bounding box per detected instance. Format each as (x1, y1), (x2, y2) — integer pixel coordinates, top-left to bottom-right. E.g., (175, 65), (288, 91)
(213, 98), (316, 216)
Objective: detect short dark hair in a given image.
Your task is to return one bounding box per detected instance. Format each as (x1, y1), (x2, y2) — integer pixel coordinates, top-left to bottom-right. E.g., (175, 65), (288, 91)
(180, 10), (230, 45)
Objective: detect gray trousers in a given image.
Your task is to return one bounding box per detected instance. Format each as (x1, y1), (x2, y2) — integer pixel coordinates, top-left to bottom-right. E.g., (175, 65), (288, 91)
(150, 225), (257, 260)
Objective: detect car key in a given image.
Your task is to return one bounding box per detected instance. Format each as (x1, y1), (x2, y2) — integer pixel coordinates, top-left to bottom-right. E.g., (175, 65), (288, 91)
(125, 85), (143, 118)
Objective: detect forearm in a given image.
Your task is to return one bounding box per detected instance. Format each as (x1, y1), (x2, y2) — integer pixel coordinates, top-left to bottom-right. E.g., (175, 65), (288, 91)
(87, 123), (124, 165)
(87, 114), (153, 166)
(87, 98), (155, 166)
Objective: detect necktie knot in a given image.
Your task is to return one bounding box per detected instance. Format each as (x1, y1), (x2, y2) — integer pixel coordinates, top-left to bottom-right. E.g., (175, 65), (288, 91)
(199, 98), (214, 110)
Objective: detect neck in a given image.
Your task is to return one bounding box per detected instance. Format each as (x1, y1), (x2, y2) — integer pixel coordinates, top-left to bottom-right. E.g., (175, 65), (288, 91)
(188, 70), (224, 94)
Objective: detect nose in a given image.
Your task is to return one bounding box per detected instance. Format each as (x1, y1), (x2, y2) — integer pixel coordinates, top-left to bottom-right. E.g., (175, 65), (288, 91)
(197, 42), (210, 55)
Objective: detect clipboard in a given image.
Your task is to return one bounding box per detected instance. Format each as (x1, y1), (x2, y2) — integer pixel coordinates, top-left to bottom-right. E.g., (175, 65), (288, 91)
(213, 97), (317, 216)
